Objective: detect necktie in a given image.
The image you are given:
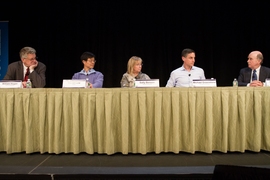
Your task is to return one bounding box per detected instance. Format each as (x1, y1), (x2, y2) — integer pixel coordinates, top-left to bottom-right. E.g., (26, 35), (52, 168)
(24, 67), (30, 81)
(252, 69), (257, 81)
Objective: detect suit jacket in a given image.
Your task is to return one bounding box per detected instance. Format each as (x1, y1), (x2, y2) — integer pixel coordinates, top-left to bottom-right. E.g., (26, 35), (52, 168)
(3, 61), (46, 88)
(238, 66), (270, 86)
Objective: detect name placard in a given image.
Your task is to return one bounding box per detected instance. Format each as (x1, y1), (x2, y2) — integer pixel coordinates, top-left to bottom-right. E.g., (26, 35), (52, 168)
(0, 80), (22, 88)
(135, 79), (160, 88)
(192, 79), (217, 87)
(62, 79), (86, 88)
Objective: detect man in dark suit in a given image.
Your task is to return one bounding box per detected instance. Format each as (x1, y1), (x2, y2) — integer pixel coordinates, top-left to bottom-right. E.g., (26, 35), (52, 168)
(238, 51), (270, 87)
(3, 47), (46, 88)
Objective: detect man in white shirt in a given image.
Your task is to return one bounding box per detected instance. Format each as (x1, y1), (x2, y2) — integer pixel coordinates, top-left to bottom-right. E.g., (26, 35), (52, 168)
(166, 48), (205, 87)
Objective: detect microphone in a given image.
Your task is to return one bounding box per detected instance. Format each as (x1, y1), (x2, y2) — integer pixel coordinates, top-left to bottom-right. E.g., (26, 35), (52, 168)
(188, 74), (191, 76)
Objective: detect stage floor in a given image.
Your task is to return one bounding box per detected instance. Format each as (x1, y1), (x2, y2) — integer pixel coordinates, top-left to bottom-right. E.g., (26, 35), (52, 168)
(0, 151), (270, 176)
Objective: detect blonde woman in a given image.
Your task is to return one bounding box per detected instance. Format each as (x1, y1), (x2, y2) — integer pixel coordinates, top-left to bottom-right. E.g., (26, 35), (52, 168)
(120, 56), (150, 87)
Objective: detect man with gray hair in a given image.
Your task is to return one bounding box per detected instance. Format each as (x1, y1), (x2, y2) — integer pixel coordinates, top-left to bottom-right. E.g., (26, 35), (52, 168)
(3, 46), (46, 88)
(238, 50), (270, 87)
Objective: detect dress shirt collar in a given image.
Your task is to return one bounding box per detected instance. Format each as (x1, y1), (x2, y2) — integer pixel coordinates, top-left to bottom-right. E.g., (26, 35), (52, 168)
(254, 66), (261, 72)
(23, 64), (28, 74)
(180, 65), (195, 71)
(79, 69), (96, 75)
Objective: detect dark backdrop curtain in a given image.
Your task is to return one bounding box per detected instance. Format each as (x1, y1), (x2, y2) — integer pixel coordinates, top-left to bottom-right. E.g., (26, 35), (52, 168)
(1, 0), (269, 87)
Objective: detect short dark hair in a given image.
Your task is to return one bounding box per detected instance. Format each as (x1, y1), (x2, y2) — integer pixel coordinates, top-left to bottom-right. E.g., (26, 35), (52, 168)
(181, 48), (195, 57)
(80, 52), (95, 61)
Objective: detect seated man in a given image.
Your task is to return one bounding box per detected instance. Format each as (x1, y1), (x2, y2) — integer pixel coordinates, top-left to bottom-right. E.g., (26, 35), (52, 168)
(238, 50), (270, 87)
(72, 52), (104, 88)
(3, 46), (46, 88)
(166, 48), (205, 87)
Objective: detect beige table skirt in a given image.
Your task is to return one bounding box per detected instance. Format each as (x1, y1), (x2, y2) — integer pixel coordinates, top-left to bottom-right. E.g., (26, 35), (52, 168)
(0, 87), (269, 154)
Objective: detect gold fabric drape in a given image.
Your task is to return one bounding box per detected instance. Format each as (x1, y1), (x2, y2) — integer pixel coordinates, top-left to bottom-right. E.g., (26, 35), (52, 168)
(0, 87), (269, 155)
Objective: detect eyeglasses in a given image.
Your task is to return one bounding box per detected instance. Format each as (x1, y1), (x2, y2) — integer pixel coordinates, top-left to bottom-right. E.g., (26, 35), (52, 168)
(87, 59), (96, 63)
(25, 57), (38, 61)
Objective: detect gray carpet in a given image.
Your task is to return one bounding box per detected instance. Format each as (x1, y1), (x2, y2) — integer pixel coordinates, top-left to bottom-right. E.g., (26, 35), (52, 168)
(0, 151), (270, 175)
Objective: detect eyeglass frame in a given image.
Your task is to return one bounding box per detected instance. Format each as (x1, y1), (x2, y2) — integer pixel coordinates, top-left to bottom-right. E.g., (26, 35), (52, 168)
(86, 59), (96, 63)
(24, 57), (38, 61)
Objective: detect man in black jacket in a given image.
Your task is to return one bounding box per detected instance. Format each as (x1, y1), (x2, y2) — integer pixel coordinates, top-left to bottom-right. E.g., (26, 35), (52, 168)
(238, 50), (270, 87)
